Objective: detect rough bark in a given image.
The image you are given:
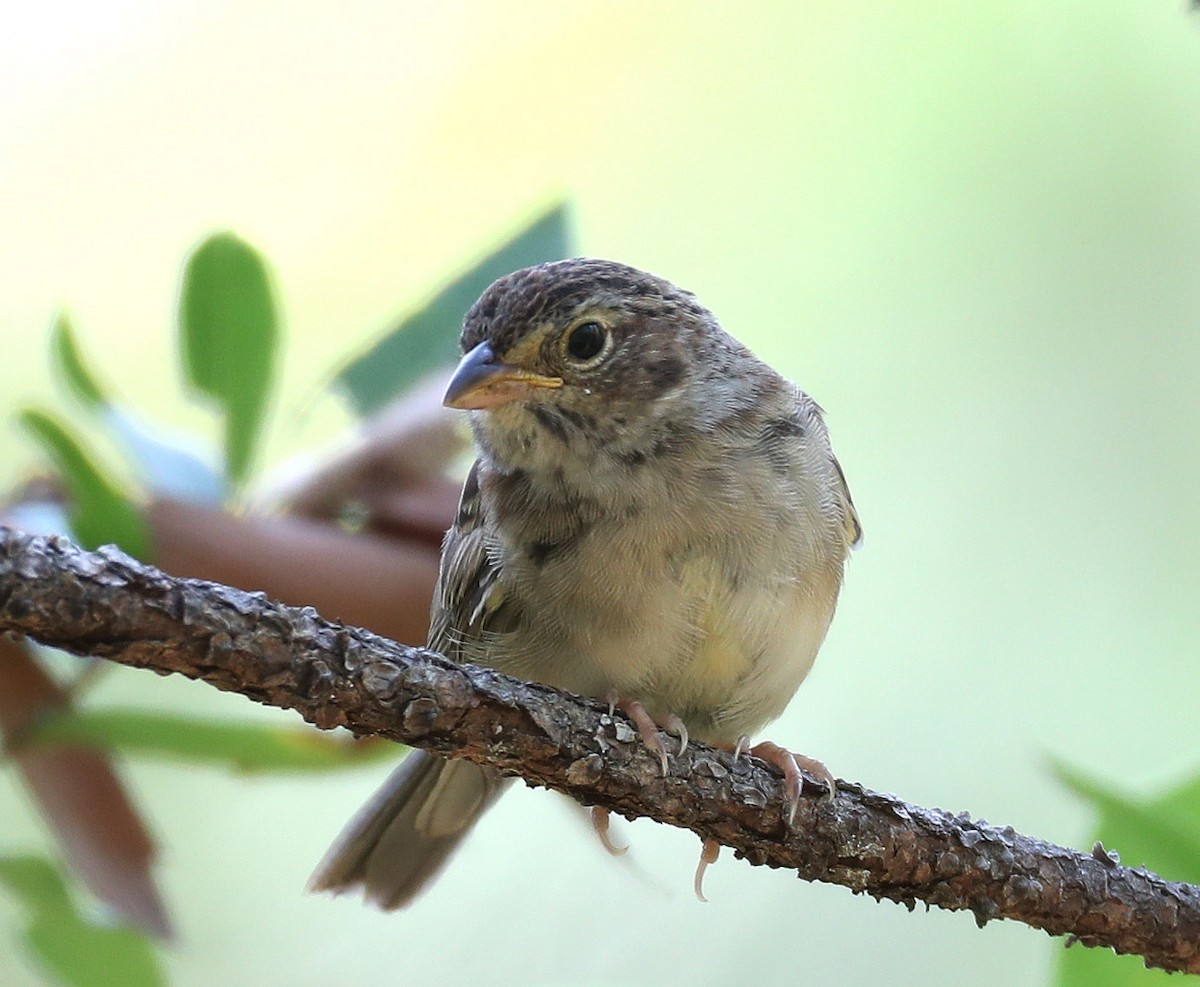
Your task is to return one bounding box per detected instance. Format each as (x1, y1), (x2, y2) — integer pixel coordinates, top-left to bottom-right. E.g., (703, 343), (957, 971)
(1, 526), (1197, 973)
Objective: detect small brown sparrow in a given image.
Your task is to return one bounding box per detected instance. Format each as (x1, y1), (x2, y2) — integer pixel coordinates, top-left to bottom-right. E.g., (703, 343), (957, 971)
(310, 258), (861, 908)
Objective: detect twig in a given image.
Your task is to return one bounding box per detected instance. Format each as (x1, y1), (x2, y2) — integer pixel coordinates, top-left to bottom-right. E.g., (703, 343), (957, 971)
(1, 526), (1197, 973)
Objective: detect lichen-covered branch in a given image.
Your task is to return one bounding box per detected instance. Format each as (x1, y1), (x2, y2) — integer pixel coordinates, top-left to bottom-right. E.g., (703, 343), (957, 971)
(1, 526), (1197, 973)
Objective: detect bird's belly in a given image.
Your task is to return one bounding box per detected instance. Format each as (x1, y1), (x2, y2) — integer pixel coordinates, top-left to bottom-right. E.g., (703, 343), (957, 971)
(519, 548), (838, 745)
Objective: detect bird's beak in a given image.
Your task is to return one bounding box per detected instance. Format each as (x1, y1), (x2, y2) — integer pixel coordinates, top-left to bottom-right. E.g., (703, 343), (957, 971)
(443, 341), (564, 410)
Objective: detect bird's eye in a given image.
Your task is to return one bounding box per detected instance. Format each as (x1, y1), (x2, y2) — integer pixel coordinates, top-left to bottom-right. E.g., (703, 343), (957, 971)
(565, 321), (607, 362)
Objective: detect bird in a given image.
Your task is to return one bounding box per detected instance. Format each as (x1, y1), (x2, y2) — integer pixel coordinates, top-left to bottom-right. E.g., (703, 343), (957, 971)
(308, 257), (861, 909)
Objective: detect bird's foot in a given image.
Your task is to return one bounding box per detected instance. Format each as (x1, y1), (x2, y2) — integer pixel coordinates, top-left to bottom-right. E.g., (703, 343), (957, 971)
(590, 693), (687, 862)
(734, 736), (836, 826)
(606, 689), (688, 776)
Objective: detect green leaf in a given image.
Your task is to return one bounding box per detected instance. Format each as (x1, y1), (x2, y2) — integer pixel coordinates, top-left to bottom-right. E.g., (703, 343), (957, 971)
(27, 708), (398, 773)
(1056, 945), (1175, 987)
(178, 232), (279, 486)
(25, 915), (163, 987)
(1052, 762), (1200, 881)
(0, 855), (73, 914)
(0, 855), (163, 987)
(336, 203), (573, 416)
(47, 312), (226, 503)
(18, 408), (150, 559)
(1052, 762), (1200, 986)
(50, 313), (110, 409)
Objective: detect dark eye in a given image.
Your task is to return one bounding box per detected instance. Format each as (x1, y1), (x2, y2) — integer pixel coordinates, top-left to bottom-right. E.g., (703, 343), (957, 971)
(565, 321), (607, 362)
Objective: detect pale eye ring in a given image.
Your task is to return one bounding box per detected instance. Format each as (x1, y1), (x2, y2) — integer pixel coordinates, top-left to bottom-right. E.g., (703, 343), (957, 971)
(565, 321), (607, 362)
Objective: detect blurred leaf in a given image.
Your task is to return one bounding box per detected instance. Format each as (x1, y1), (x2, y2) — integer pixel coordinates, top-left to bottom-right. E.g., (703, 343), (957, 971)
(28, 709), (398, 774)
(100, 406), (225, 505)
(179, 232), (278, 487)
(1052, 762), (1200, 986)
(49, 309), (225, 504)
(18, 409), (150, 559)
(26, 916), (162, 987)
(1056, 945), (1176, 987)
(50, 313), (110, 410)
(46, 309), (226, 506)
(0, 855), (163, 987)
(0, 855), (73, 913)
(336, 203), (573, 415)
(1052, 762), (1200, 880)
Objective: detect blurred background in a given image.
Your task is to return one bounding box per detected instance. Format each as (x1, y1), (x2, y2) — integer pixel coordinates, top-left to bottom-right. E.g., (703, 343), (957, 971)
(3, 2), (1200, 984)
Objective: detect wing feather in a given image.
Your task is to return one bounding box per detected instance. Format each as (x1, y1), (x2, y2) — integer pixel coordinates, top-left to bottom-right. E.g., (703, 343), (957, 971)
(427, 460), (518, 658)
(831, 454), (862, 549)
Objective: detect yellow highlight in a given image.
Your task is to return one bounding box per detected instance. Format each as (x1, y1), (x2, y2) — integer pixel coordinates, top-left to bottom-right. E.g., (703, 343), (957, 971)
(691, 611), (750, 694)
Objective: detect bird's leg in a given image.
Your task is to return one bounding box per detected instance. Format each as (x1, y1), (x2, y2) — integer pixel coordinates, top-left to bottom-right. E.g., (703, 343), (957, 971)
(746, 740), (837, 826)
(589, 805), (628, 856)
(605, 689), (688, 776)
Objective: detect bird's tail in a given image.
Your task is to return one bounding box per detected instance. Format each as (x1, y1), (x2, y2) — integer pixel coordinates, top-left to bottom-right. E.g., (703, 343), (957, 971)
(308, 750), (509, 910)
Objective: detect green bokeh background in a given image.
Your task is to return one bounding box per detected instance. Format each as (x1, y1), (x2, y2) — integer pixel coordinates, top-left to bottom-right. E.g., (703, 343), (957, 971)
(3, 3), (1200, 984)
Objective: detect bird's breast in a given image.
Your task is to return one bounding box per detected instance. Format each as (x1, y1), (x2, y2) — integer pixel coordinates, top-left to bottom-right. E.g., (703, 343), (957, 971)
(483, 463), (843, 744)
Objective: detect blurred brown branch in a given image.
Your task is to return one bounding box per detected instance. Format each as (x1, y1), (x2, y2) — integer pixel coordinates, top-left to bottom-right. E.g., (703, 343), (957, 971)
(1, 527), (1198, 974)
(0, 634), (170, 937)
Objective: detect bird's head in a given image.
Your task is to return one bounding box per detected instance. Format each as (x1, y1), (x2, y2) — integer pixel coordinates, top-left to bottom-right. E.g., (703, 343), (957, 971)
(445, 258), (723, 476)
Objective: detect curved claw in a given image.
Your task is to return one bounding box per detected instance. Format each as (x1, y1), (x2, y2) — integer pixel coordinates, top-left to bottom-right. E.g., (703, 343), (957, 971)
(663, 713), (689, 756)
(605, 687), (619, 718)
(693, 838), (720, 902)
(623, 698), (670, 776)
(748, 741), (836, 827)
(590, 806), (628, 856)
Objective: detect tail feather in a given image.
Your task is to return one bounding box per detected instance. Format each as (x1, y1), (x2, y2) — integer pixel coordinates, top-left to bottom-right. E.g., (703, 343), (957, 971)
(308, 750), (509, 910)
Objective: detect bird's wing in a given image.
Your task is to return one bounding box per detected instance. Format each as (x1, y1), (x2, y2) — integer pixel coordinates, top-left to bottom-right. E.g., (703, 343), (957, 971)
(427, 460), (519, 657)
(797, 390), (862, 552)
(831, 454), (863, 550)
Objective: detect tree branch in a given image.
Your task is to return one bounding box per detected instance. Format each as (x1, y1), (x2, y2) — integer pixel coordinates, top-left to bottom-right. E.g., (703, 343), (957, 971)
(1, 526), (1197, 973)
